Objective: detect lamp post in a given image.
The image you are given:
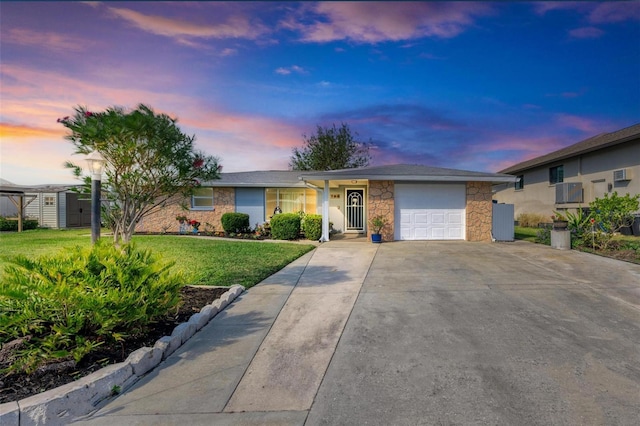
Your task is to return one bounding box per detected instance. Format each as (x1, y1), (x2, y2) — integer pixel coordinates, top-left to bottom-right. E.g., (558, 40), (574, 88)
(86, 150), (106, 244)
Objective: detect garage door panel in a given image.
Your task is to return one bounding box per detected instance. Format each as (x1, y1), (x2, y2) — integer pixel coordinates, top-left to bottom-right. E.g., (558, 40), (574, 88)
(414, 212), (428, 224)
(394, 184), (466, 241)
(448, 212), (463, 224)
(431, 212), (445, 224)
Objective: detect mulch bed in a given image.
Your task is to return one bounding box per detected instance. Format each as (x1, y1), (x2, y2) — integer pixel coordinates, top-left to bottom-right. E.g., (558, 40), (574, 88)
(0, 286), (228, 404)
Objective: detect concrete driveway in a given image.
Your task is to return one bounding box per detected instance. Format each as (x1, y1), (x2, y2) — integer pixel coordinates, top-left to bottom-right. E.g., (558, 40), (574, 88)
(77, 240), (640, 425)
(307, 241), (640, 425)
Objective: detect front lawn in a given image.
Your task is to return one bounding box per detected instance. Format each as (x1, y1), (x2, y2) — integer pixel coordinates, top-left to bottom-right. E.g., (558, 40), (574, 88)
(514, 226), (538, 242)
(0, 229), (315, 288)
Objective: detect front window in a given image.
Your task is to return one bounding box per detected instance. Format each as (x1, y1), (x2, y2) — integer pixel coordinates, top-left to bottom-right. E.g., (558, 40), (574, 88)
(266, 188), (317, 219)
(191, 187), (213, 210)
(44, 196), (55, 206)
(549, 165), (564, 184)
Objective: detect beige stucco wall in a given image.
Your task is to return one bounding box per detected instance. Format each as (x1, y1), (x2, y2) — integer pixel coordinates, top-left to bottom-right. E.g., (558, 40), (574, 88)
(466, 182), (493, 242)
(367, 180), (394, 241)
(493, 140), (640, 219)
(135, 187), (235, 234)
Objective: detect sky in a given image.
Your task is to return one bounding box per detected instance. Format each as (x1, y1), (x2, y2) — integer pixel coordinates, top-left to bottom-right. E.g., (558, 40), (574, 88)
(1, 1), (639, 185)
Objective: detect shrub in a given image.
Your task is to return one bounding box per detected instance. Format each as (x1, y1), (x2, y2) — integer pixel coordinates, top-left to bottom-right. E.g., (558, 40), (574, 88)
(535, 227), (550, 245)
(0, 242), (185, 373)
(589, 192), (640, 250)
(221, 212), (250, 234)
(303, 214), (322, 240)
(0, 217), (39, 232)
(271, 213), (301, 240)
(516, 213), (549, 228)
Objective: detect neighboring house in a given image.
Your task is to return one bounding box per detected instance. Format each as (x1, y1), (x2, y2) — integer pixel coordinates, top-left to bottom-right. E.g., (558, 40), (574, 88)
(138, 164), (515, 242)
(493, 123), (640, 219)
(0, 181), (91, 229)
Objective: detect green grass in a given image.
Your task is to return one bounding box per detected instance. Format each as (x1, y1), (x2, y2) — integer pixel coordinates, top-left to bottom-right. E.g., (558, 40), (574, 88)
(0, 229), (315, 288)
(514, 226), (539, 242)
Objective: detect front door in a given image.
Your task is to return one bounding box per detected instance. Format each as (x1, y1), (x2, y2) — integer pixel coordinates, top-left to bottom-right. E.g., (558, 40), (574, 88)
(345, 189), (365, 232)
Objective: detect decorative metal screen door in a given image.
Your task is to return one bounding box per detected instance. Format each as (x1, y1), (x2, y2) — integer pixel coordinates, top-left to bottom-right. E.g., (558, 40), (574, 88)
(345, 189), (364, 232)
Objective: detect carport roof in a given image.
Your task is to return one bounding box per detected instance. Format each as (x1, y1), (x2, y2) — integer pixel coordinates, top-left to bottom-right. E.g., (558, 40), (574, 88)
(298, 164), (516, 183)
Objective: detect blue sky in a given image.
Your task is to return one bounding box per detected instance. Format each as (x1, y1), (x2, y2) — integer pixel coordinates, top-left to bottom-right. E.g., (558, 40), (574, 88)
(1, 1), (639, 184)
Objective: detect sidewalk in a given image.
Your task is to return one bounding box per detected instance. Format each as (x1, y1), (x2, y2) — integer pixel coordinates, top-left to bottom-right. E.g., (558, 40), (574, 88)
(74, 241), (379, 425)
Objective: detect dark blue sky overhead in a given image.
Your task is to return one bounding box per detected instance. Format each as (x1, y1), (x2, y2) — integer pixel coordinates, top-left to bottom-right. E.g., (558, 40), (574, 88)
(1, 1), (638, 184)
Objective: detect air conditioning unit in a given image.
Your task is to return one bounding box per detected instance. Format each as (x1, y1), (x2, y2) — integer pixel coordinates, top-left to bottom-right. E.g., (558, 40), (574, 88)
(556, 182), (583, 204)
(613, 169), (630, 181)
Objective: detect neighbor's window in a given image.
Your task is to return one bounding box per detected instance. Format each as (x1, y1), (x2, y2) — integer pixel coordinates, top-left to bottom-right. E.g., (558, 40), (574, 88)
(515, 175), (524, 190)
(44, 196), (55, 206)
(549, 165), (564, 184)
(266, 188), (317, 219)
(191, 187), (214, 210)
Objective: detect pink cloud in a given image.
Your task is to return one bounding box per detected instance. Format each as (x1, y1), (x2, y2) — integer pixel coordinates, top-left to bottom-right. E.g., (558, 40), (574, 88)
(106, 5), (269, 44)
(533, 2), (639, 23)
(294, 2), (493, 43)
(275, 65), (307, 75)
(3, 28), (88, 52)
(569, 27), (605, 39)
(589, 2), (640, 23)
(554, 114), (602, 133)
(532, 2), (591, 16)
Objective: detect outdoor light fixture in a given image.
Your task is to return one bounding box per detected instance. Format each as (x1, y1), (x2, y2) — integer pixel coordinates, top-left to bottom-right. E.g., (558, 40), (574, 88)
(86, 150), (106, 181)
(86, 150), (106, 244)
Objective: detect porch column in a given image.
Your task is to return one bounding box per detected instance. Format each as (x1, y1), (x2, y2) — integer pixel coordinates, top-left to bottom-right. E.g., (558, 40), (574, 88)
(322, 179), (330, 242)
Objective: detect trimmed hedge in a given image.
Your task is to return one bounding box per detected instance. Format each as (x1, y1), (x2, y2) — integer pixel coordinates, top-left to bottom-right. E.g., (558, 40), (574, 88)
(271, 213), (301, 240)
(0, 217), (39, 231)
(221, 212), (251, 233)
(303, 214), (322, 241)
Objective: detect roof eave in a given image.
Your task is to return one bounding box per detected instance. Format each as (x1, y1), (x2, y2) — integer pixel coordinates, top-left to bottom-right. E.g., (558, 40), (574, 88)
(202, 182), (307, 188)
(300, 175), (516, 183)
(500, 132), (640, 174)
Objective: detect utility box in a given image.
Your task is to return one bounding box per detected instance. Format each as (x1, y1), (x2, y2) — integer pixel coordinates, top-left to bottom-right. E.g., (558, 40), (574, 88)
(492, 203), (514, 241)
(551, 230), (571, 250)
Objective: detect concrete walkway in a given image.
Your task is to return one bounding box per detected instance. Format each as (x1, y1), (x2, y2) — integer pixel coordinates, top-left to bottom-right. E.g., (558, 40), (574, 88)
(74, 241), (379, 425)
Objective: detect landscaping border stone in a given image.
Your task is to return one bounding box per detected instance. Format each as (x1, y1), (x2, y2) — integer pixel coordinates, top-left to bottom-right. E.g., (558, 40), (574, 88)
(0, 284), (245, 426)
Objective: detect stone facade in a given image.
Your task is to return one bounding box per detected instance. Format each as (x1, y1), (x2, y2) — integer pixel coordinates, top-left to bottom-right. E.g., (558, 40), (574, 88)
(466, 181), (493, 242)
(136, 188), (235, 234)
(367, 180), (395, 241)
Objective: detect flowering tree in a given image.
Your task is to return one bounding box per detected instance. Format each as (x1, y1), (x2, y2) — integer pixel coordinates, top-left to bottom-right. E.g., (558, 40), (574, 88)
(60, 104), (220, 244)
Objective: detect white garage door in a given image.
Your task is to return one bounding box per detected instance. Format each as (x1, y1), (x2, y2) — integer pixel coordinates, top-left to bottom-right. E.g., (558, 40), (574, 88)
(394, 183), (466, 240)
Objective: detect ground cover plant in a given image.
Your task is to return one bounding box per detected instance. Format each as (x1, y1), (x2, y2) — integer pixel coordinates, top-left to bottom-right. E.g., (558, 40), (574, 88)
(0, 242), (185, 374)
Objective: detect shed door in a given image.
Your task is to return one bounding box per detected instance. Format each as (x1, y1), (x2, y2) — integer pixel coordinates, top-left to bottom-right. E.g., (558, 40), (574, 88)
(66, 193), (91, 228)
(395, 183), (466, 240)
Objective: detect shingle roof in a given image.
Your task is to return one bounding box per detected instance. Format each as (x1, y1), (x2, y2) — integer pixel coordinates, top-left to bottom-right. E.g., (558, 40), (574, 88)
(299, 164), (515, 183)
(205, 165), (515, 186)
(203, 170), (308, 187)
(499, 123), (640, 174)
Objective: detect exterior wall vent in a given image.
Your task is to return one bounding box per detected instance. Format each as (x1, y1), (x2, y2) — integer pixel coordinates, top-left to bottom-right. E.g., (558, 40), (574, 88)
(555, 182), (583, 204)
(613, 169), (629, 181)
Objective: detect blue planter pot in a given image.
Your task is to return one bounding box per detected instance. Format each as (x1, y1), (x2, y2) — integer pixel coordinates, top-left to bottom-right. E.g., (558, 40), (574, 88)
(371, 233), (382, 243)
